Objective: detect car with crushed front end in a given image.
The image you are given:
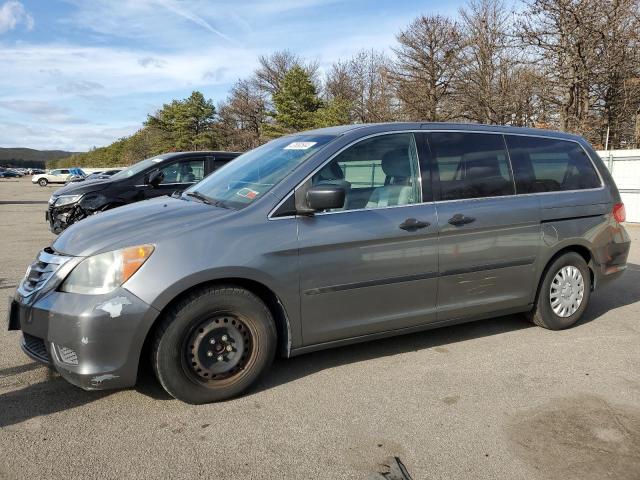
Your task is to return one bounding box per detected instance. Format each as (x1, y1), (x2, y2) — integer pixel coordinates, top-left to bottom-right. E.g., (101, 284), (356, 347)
(46, 151), (239, 233)
(8, 123), (630, 404)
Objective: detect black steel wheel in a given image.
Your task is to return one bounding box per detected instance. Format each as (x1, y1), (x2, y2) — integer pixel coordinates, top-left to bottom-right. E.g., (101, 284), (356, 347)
(183, 314), (253, 383)
(152, 285), (276, 404)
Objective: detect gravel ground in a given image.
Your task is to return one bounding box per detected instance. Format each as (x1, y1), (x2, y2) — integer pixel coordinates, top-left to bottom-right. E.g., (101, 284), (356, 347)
(1, 177), (639, 480)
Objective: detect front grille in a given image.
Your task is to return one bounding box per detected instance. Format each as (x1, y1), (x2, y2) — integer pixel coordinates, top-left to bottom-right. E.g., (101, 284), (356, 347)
(22, 333), (51, 365)
(57, 345), (78, 365)
(18, 248), (70, 296)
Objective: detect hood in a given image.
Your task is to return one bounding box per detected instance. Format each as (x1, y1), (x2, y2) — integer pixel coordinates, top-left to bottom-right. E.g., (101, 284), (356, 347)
(53, 196), (233, 257)
(52, 178), (113, 196)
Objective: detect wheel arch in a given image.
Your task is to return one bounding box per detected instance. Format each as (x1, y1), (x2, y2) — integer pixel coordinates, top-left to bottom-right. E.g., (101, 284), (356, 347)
(534, 243), (595, 306)
(139, 277), (293, 377)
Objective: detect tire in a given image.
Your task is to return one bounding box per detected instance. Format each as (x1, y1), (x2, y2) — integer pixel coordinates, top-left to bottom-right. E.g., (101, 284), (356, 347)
(152, 285), (276, 404)
(528, 252), (591, 330)
(38, 178), (48, 187)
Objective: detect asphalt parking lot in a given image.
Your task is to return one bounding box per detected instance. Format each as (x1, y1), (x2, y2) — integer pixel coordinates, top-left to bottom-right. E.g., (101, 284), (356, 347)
(1, 177), (639, 479)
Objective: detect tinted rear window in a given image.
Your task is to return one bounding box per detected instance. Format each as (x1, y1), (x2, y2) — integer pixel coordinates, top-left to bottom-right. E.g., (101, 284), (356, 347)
(429, 132), (514, 200)
(505, 136), (601, 193)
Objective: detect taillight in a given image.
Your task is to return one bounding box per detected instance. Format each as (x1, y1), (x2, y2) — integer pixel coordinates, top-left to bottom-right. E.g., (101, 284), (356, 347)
(613, 203), (626, 223)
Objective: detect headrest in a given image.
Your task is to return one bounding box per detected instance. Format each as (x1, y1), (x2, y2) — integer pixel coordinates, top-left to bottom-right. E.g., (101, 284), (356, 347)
(464, 154), (501, 178)
(381, 148), (411, 178)
(316, 161), (344, 181)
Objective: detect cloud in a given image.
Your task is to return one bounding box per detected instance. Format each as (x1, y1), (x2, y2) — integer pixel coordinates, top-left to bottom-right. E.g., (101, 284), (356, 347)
(0, 100), (68, 116)
(63, 0), (235, 47)
(0, 100), (85, 124)
(203, 67), (228, 82)
(154, 0), (234, 43)
(0, 121), (139, 151)
(138, 56), (166, 68)
(56, 80), (105, 94)
(0, 1), (33, 33)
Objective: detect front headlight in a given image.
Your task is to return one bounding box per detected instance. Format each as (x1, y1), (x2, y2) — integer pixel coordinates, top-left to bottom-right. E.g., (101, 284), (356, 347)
(54, 194), (83, 207)
(61, 245), (154, 294)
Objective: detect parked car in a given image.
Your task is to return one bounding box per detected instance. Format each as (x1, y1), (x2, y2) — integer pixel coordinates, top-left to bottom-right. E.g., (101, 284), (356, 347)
(46, 151), (238, 233)
(68, 169), (122, 183)
(32, 168), (73, 187)
(9, 123), (630, 404)
(65, 167), (87, 183)
(0, 168), (23, 178)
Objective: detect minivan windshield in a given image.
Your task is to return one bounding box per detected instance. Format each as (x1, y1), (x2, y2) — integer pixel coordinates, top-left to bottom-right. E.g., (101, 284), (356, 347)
(110, 154), (171, 180)
(184, 134), (335, 209)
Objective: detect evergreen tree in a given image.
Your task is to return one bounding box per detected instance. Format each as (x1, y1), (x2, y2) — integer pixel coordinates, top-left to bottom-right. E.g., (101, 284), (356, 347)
(315, 98), (352, 128)
(145, 91), (216, 151)
(271, 66), (323, 132)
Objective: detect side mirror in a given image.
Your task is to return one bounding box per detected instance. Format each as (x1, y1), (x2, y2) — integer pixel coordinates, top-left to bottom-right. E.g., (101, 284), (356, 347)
(147, 170), (164, 187)
(304, 184), (345, 212)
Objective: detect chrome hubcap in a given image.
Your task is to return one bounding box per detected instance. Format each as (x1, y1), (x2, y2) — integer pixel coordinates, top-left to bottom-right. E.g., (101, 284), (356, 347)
(550, 266), (584, 318)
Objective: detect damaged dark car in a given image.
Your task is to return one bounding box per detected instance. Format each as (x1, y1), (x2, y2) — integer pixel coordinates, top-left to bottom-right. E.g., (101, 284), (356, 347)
(46, 151), (239, 233)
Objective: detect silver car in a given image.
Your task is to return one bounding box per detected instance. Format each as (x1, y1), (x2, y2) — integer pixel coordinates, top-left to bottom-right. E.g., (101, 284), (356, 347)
(8, 123), (631, 403)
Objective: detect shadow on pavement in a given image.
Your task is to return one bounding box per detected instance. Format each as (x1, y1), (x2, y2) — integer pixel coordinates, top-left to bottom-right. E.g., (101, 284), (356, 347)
(1, 265), (638, 413)
(258, 263), (640, 394)
(0, 370), (109, 428)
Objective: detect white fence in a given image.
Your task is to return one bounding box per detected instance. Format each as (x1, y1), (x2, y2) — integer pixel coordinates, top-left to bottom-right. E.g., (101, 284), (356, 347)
(597, 149), (640, 223)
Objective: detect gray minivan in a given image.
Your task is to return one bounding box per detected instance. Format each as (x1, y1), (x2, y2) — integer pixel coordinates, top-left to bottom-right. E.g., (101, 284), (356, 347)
(8, 123), (631, 403)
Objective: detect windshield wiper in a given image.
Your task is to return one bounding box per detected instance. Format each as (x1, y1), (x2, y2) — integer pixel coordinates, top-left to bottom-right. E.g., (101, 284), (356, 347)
(184, 191), (230, 209)
(184, 191), (214, 205)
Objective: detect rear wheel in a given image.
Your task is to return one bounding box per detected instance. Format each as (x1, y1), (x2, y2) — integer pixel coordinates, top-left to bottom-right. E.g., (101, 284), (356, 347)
(529, 252), (591, 330)
(152, 285), (276, 404)
(38, 178), (48, 187)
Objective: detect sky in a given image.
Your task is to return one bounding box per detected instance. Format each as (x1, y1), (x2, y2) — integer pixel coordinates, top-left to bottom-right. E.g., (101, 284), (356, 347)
(0, 0), (466, 152)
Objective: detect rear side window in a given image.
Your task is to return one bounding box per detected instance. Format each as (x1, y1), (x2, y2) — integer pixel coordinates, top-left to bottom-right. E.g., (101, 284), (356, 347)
(505, 136), (601, 193)
(429, 132), (514, 200)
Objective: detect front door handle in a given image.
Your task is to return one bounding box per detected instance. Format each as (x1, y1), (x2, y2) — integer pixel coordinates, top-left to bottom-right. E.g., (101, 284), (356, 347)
(448, 213), (476, 226)
(399, 218), (430, 231)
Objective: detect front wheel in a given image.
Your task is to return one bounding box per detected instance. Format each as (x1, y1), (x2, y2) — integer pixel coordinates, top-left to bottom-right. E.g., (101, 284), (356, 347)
(152, 285), (276, 404)
(528, 252), (591, 330)
(38, 178), (48, 187)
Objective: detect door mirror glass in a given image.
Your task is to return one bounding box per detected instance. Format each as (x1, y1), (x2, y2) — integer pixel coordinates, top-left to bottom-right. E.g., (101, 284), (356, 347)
(147, 170), (164, 187)
(305, 185), (345, 212)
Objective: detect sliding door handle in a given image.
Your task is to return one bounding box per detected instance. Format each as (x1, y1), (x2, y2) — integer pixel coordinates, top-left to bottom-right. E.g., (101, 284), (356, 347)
(399, 218), (430, 231)
(448, 213), (476, 226)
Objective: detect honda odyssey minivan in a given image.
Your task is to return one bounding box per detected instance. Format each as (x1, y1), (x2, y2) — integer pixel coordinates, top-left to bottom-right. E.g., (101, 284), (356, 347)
(8, 123), (630, 403)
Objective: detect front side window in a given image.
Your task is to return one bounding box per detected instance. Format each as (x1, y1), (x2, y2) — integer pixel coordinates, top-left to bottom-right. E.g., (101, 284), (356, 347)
(158, 159), (205, 184)
(429, 132), (514, 200)
(311, 133), (422, 211)
(505, 135), (601, 193)
(187, 134), (335, 209)
(110, 154), (172, 181)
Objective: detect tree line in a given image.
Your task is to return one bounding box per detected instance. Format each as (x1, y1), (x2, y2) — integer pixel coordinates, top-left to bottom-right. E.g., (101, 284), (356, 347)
(51, 0), (640, 168)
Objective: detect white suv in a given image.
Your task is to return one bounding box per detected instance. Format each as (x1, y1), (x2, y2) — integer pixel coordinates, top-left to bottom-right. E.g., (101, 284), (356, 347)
(32, 169), (71, 187)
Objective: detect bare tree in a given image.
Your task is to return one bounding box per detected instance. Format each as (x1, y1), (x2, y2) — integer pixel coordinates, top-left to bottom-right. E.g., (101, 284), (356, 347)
(591, 0), (640, 147)
(457, 0), (523, 124)
(252, 50), (319, 97)
(519, 0), (602, 134)
(216, 79), (267, 150)
(392, 14), (463, 121)
(325, 50), (397, 123)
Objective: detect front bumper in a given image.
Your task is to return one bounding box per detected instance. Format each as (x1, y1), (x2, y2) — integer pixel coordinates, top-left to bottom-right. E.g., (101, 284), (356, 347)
(47, 204), (85, 234)
(10, 287), (160, 391)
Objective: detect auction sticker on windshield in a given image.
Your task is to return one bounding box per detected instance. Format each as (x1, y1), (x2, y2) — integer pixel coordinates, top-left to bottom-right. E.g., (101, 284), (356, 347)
(236, 188), (259, 200)
(284, 141), (317, 150)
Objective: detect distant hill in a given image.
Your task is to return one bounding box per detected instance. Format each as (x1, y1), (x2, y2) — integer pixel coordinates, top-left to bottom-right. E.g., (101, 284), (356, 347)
(0, 147), (81, 169)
